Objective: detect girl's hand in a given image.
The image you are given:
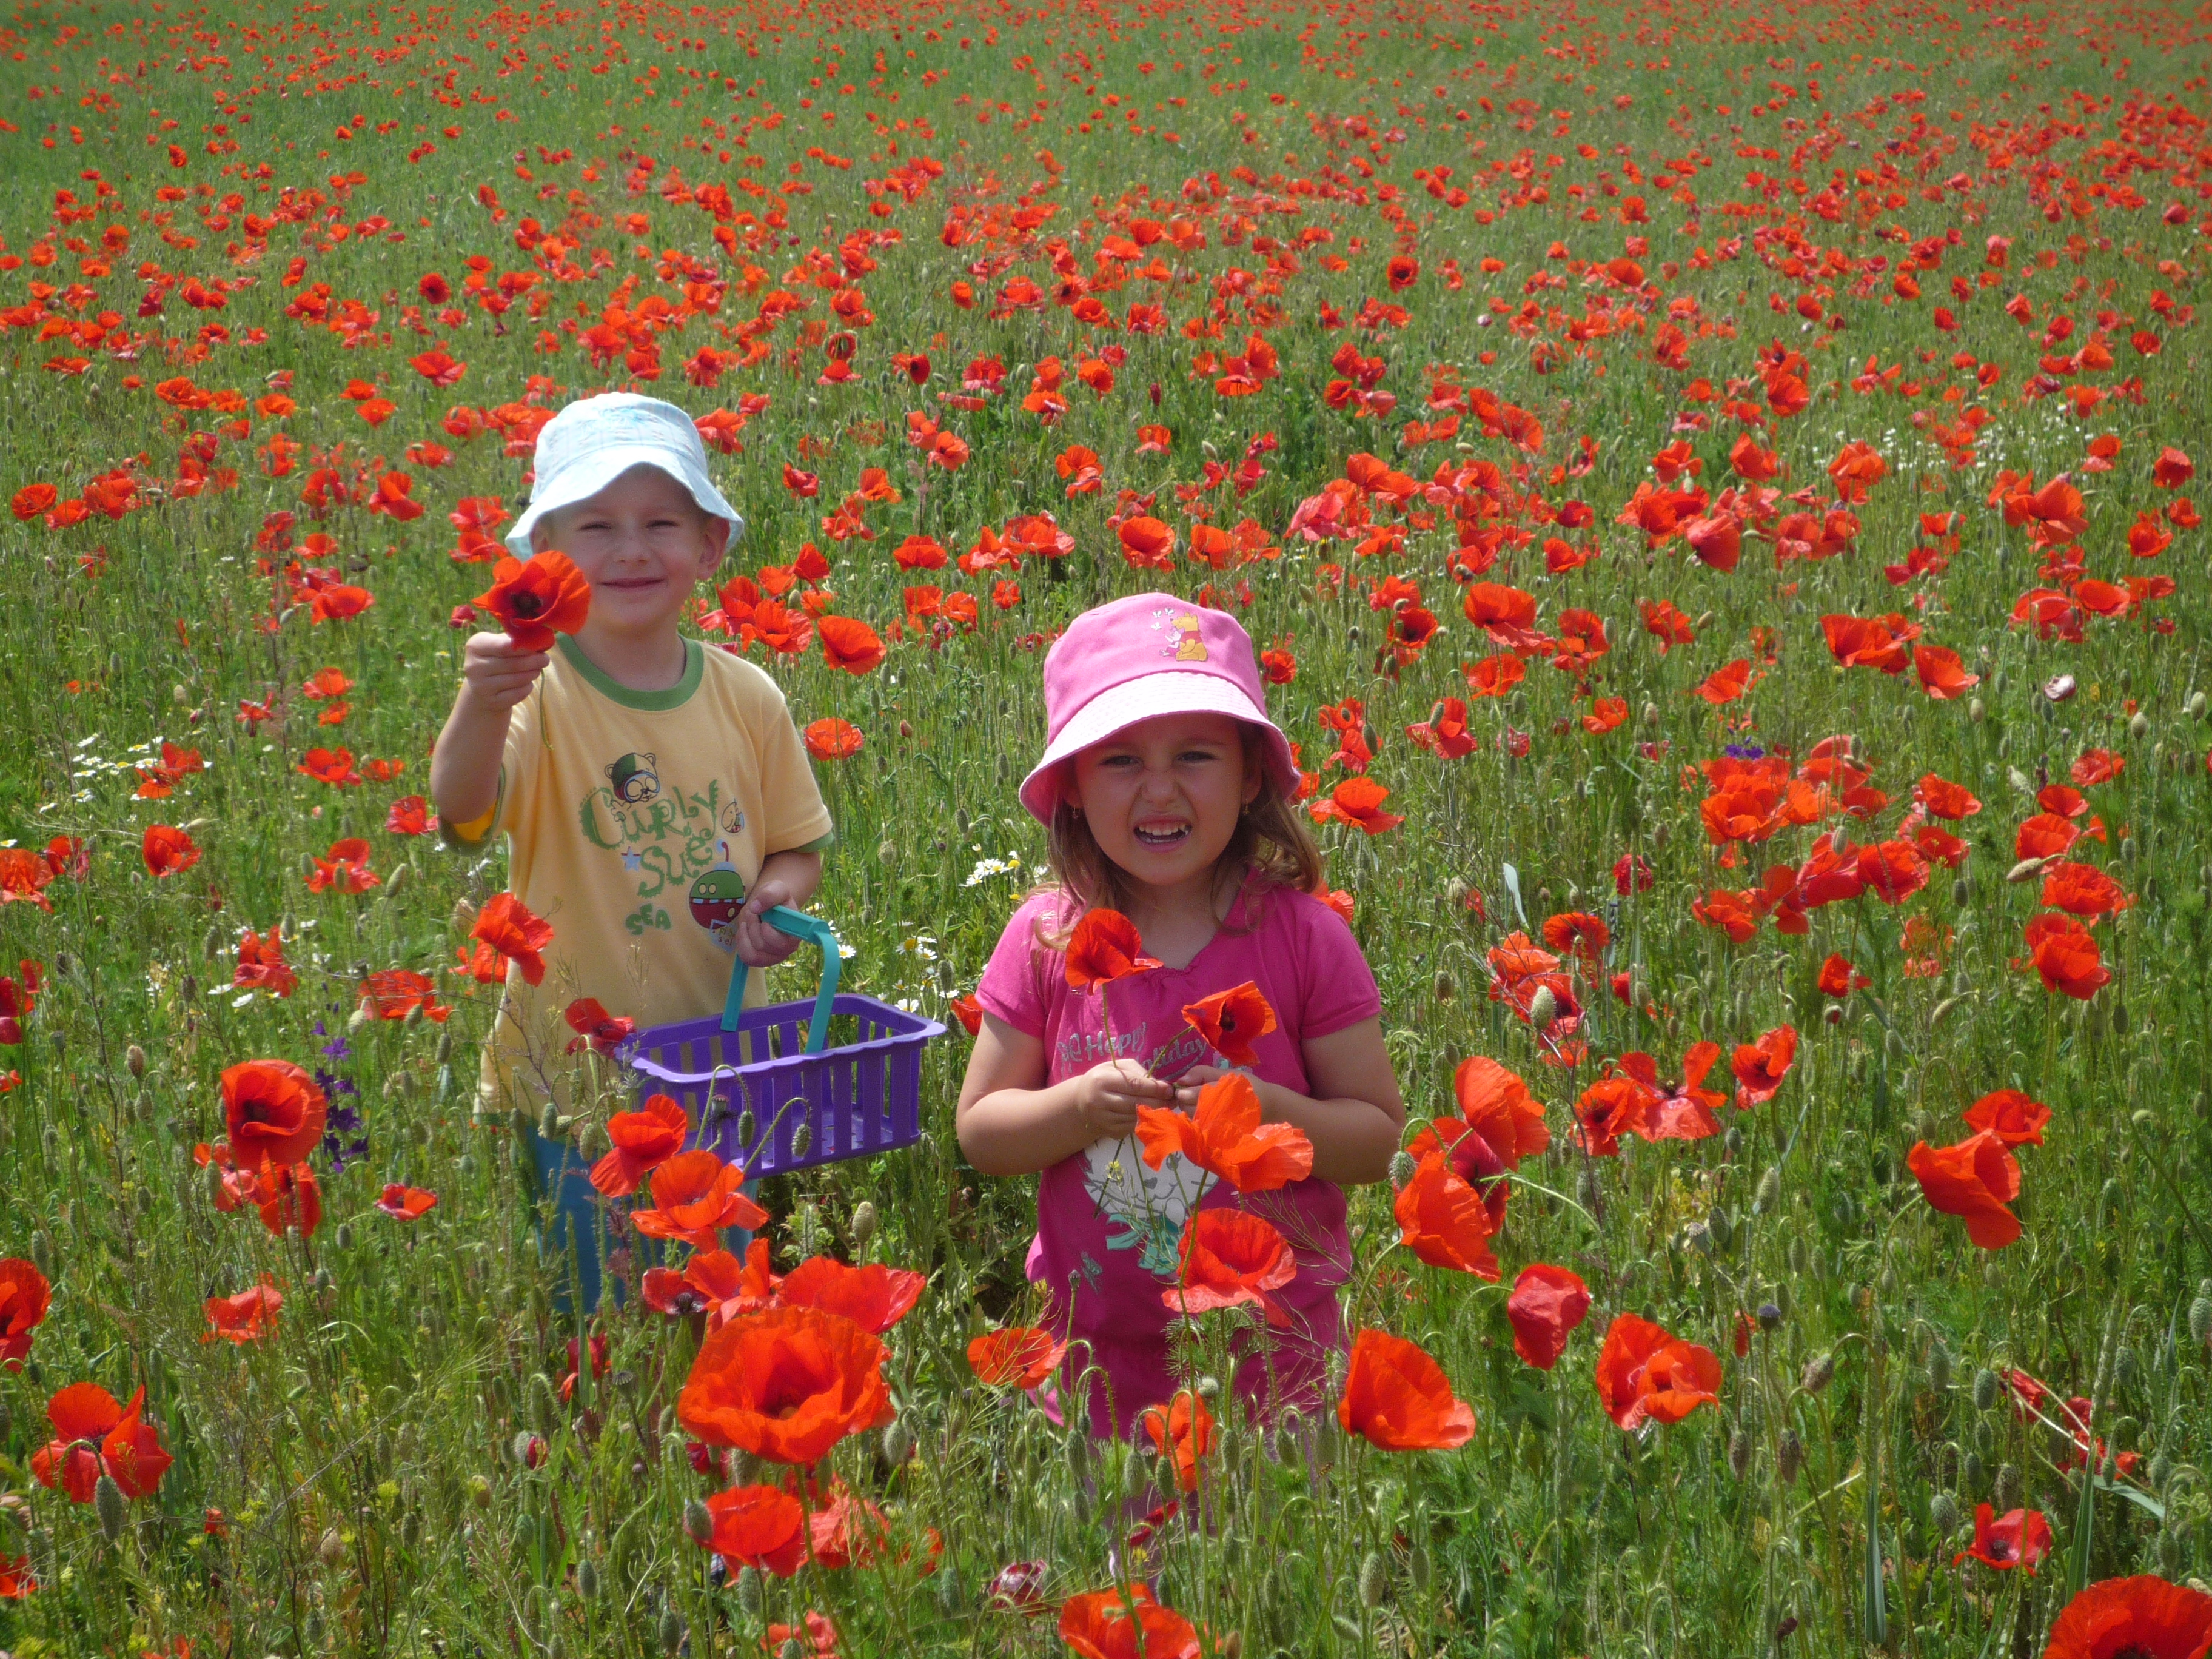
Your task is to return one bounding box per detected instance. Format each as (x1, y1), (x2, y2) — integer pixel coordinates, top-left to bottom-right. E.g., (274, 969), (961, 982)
(458, 631), (551, 712)
(1072, 1057), (1174, 1141)
(1172, 1063), (1227, 1111)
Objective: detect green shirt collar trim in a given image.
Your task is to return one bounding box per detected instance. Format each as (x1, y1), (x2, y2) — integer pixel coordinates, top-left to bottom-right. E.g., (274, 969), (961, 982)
(556, 634), (703, 711)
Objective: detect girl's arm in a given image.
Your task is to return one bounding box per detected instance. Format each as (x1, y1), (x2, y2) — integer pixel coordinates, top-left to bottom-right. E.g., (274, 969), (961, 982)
(957, 1013), (1178, 1177)
(1180, 1016), (1405, 1186)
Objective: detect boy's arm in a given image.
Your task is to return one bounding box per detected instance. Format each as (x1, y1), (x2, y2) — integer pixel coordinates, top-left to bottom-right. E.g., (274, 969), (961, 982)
(730, 848), (823, 967)
(431, 633), (549, 833)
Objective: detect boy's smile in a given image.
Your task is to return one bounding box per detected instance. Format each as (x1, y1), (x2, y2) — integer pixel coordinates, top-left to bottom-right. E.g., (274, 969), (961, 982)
(532, 462), (729, 685)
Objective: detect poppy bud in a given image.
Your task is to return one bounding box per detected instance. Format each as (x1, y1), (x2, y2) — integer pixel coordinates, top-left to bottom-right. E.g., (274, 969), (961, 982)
(318, 1524), (346, 1566)
(1706, 1206), (1732, 1251)
(1388, 1150), (1416, 1190)
(577, 1560), (600, 1602)
(95, 1474), (128, 1543)
(1801, 1352), (1835, 1395)
(1727, 1429), (1751, 1480)
(452, 898), (478, 932)
(657, 1607), (686, 1657)
(1968, 696), (1984, 723)
(1822, 1002), (1843, 1027)
(312, 1265), (334, 1292)
(1962, 1451), (1987, 1495)
(791, 1122), (813, 1159)
(2115, 1345), (2140, 1393)
(1640, 700), (1659, 728)
(1754, 1167), (1781, 1213)
(1758, 1302), (1783, 1330)
(1684, 1220), (1712, 1256)
(2102, 1176), (2125, 1213)
(348, 1002), (372, 1033)
(934, 1563), (965, 1615)
(1527, 985), (1558, 1031)
(204, 924), (224, 961)
(736, 1108), (757, 1145)
(877, 839), (899, 868)
(1929, 1491), (1960, 1537)
(2130, 711), (2151, 741)
(882, 1416), (913, 1464)
(1358, 1550), (1389, 1609)
(1777, 1429), (1804, 1486)
(538, 1102), (561, 1142)
(335, 1222), (354, 1252)
(682, 1498), (713, 1546)
(468, 1473), (492, 1509)
(203, 1161), (227, 1209)
(2121, 836), (2137, 863)
(1435, 971), (1454, 1002)
(736, 1566), (763, 1614)
(2189, 1295), (2212, 1349)
(850, 1201), (879, 1248)
(1927, 1344), (1951, 1396)
(2190, 691), (2208, 721)
(384, 862), (412, 898)
(127, 1044), (146, 1078)
(1994, 1462), (2022, 1512)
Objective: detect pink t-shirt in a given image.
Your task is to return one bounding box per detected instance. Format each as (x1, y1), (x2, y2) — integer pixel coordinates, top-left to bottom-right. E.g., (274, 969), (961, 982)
(975, 876), (1382, 1435)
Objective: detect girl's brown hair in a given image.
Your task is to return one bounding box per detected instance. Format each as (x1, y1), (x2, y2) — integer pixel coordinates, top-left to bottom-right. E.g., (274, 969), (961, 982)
(1036, 725), (1324, 942)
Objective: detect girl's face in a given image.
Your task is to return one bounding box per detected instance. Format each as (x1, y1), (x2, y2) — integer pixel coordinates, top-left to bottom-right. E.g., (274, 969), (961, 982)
(1066, 712), (1259, 902)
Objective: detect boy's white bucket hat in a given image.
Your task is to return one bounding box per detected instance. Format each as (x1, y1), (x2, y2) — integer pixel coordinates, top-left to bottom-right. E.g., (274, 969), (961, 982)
(504, 392), (745, 558)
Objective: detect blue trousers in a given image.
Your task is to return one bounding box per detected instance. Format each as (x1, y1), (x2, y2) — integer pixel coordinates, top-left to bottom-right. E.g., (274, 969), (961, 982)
(531, 1129), (757, 1313)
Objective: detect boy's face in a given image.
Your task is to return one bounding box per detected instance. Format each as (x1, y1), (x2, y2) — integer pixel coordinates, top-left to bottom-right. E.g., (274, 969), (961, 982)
(531, 463), (728, 638)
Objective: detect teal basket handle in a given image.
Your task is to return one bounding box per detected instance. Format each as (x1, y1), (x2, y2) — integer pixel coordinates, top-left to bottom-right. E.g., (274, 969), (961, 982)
(721, 905), (843, 1050)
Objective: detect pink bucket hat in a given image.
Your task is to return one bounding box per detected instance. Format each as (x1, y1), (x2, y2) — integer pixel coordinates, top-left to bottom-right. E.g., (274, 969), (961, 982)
(1018, 593), (1299, 824)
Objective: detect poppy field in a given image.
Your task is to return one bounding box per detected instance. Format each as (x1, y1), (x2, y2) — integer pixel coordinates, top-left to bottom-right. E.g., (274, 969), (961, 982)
(7, 0), (2212, 1651)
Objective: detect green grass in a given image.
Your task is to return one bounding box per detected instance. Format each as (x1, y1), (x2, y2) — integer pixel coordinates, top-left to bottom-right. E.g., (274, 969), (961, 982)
(1, 0), (2210, 1652)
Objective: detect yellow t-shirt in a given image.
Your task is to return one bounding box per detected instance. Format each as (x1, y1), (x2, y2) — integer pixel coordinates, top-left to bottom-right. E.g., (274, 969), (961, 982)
(445, 634), (834, 1110)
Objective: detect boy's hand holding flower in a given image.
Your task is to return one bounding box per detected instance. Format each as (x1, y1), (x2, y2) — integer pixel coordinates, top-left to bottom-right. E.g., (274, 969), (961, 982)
(457, 631), (552, 712)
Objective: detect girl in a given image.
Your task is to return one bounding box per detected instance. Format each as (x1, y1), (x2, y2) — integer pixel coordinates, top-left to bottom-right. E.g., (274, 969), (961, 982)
(958, 594), (1405, 1434)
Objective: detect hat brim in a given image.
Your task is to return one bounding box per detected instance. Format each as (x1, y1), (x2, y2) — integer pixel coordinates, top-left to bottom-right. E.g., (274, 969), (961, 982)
(504, 446), (745, 558)
(1017, 671), (1299, 824)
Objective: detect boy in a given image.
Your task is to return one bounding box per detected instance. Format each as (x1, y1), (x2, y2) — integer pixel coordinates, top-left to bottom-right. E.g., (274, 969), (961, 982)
(432, 392), (833, 1304)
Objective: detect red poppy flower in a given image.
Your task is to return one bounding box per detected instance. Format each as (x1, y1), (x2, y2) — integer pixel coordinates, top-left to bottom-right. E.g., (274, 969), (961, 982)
(1506, 1264), (1592, 1370)
(2040, 862), (2134, 920)
(1064, 908), (1162, 991)
(221, 1058), (328, 1167)
(1338, 1327), (1475, 1450)
(1136, 1073), (1312, 1194)
(1179, 980), (1278, 1068)
(0, 1257), (52, 1369)
(1731, 1025), (1798, 1108)
(1593, 1315), (1722, 1429)
(631, 1150), (768, 1248)
(297, 747), (362, 787)
(1166, 1207), (1296, 1319)
(1953, 1504), (2051, 1573)
(589, 1094), (688, 1196)
(1136, 1389), (1216, 1493)
(251, 1159), (322, 1239)
(967, 1326), (1067, 1389)
(307, 838), (380, 894)
(33, 1383), (172, 1503)
(1452, 1056), (1550, 1167)
(699, 1483), (808, 1578)
(467, 891), (554, 985)
(203, 1278), (283, 1344)
(817, 614), (886, 674)
(1818, 953), (1869, 997)
(2044, 1577), (2212, 1659)
(774, 1256), (927, 1335)
(0, 1553), (33, 1598)
(803, 717), (863, 760)
(2019, 913), (2111, 999)
(563, 997), (636, 1056)
(474, 551), (590, 652)
(677, 1305), (894, 1465)
(1392, 1151), (1499, 1278)
(142, 823), (201, 878)
(1907, 1130), (2022, 1249)
(376, 1184), (438, 1221)
(1540, 910), (1610, 963)
(2154, 446), (2196, 488)
(1963, 1088), (2051, 1147)
(385, 796), (435, 836)
(1057, 1584), (1201, 1659)
(1117, 515), (1177, 568)
(1309, 776), (1405, 834)
(1915, 773), (1983, 820)
(1913, 645), (1980, 699)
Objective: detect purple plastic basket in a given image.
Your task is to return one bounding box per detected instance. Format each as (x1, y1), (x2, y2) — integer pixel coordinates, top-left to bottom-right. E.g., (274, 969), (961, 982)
(622, 993), (944, 1178)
